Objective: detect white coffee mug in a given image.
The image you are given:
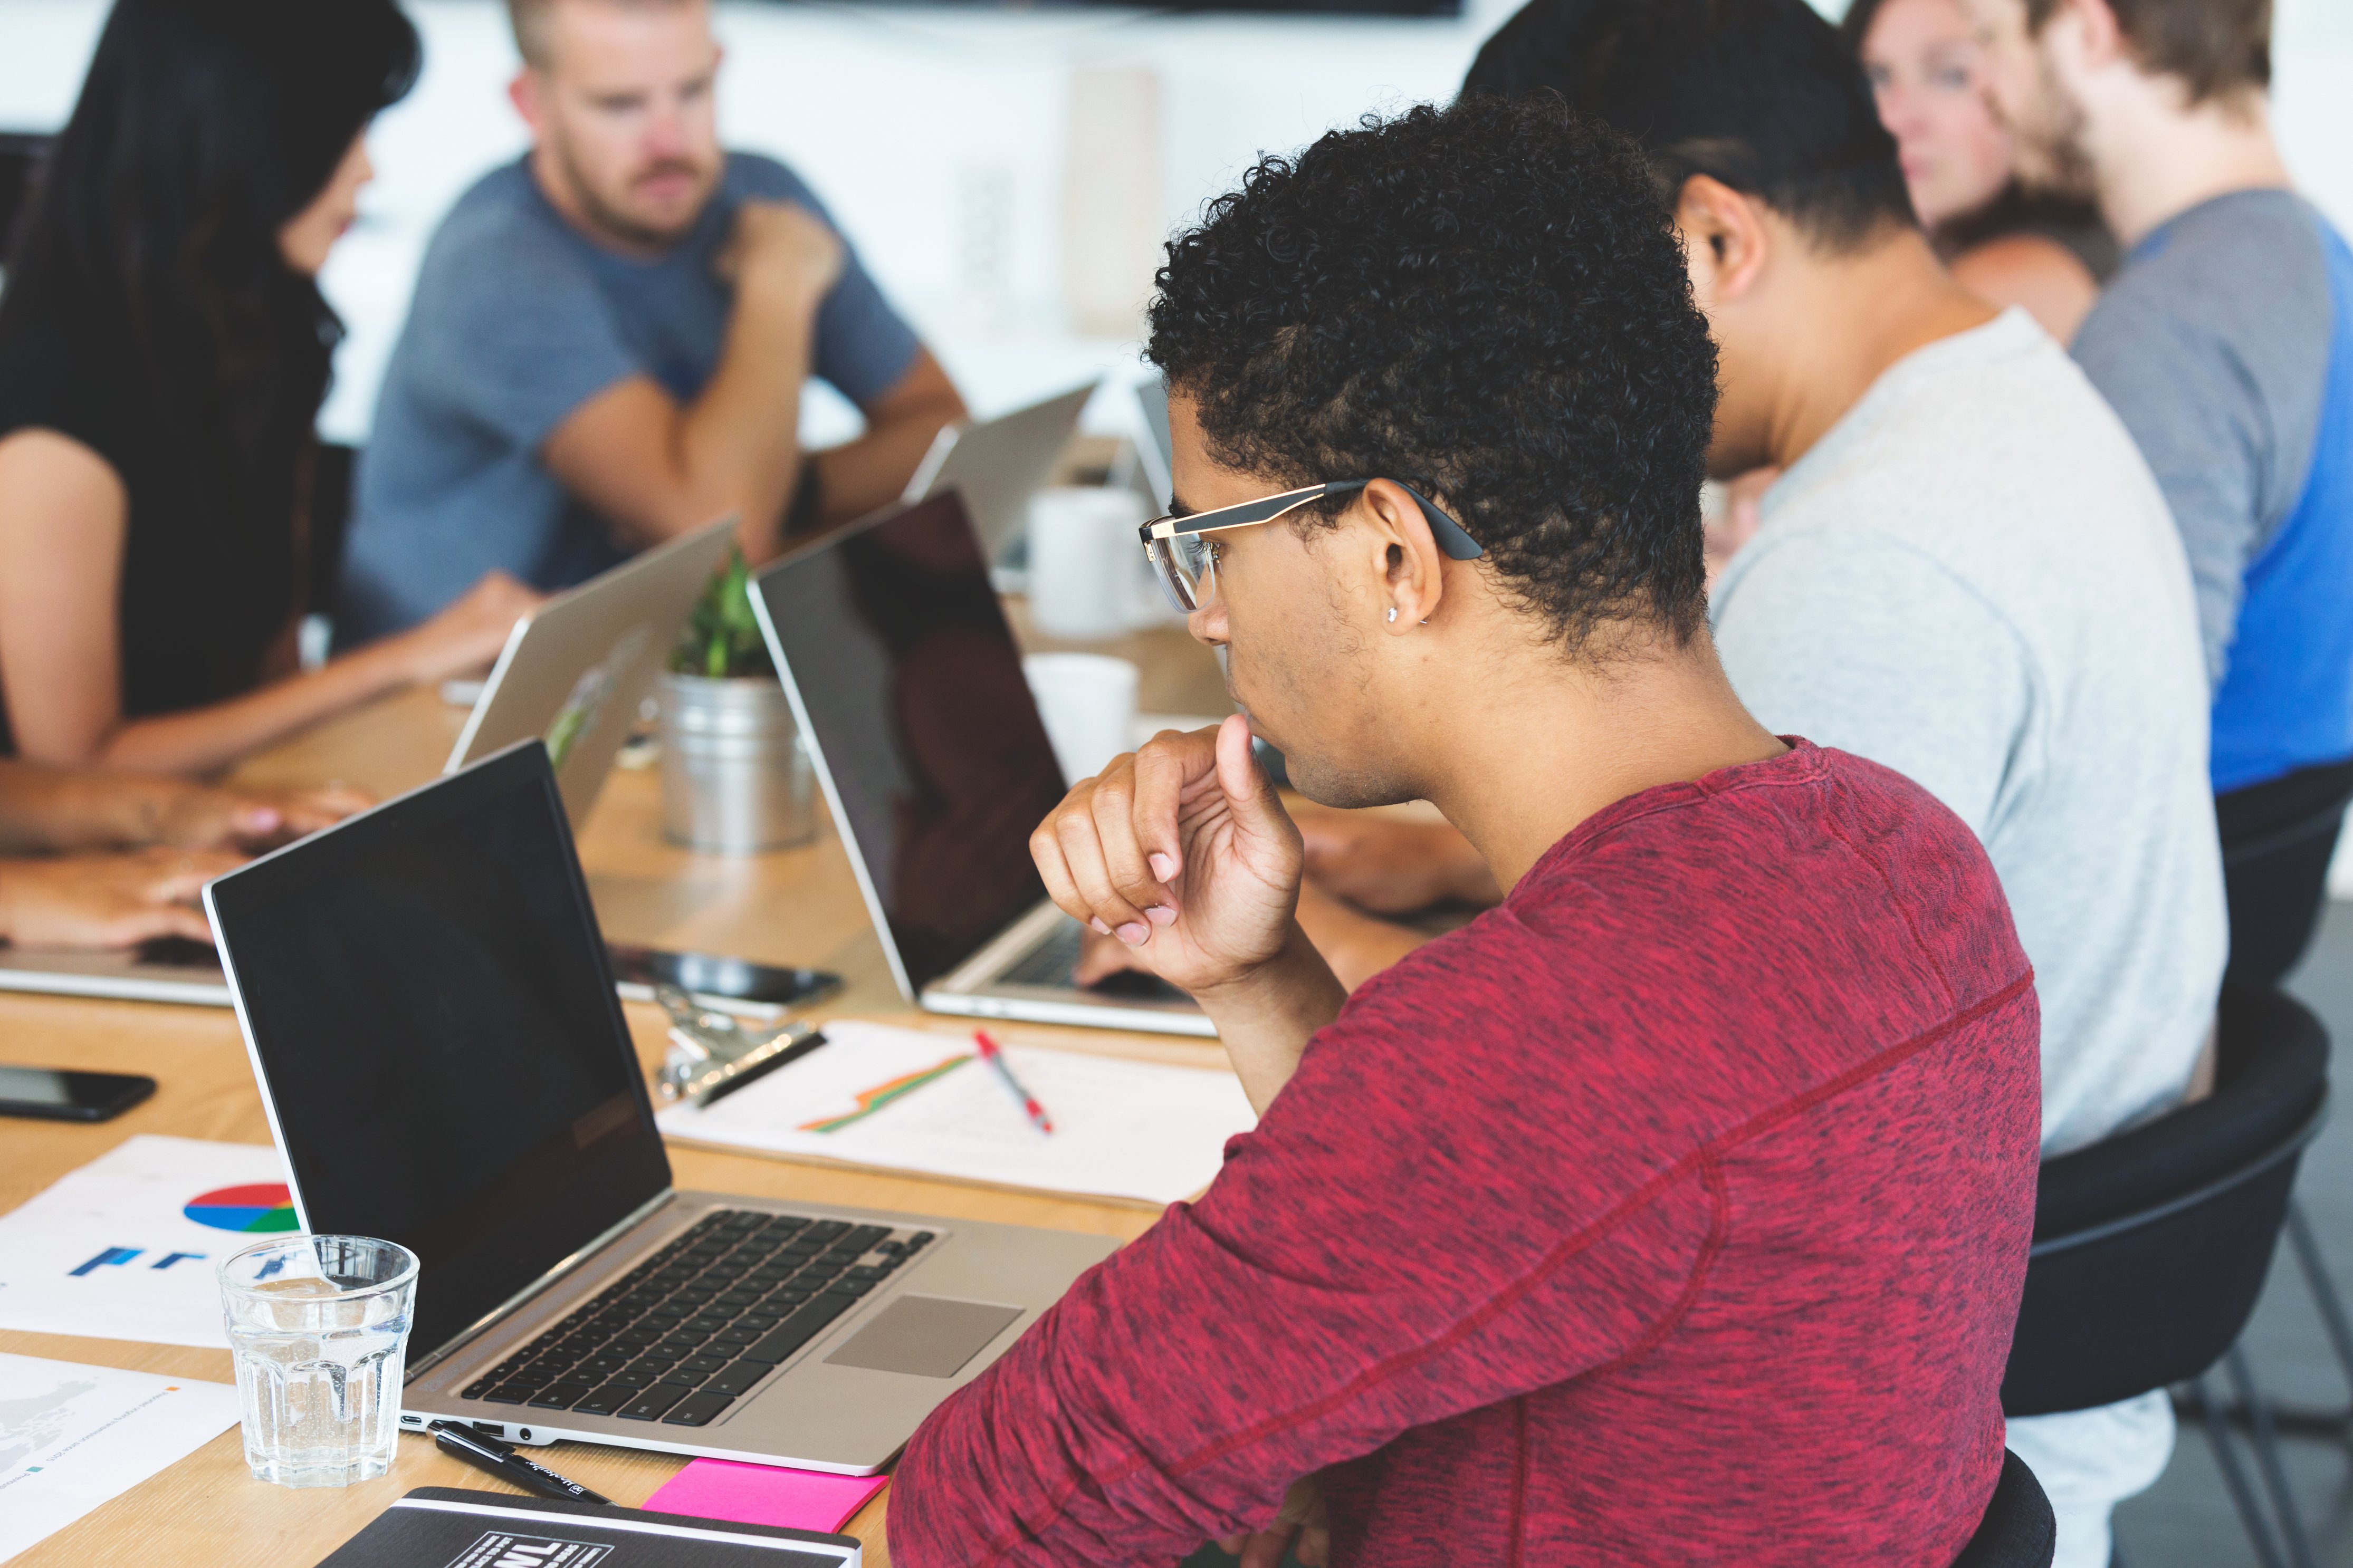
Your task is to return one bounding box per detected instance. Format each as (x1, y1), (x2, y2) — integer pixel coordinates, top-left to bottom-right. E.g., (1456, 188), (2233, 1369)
(1028, 486), (1147, 640)
(1024, 653), (1141, 785)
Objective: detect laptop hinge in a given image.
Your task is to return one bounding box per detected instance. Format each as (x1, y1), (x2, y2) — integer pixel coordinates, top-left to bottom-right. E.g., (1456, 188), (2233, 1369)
(405, 1186), (680, 1382)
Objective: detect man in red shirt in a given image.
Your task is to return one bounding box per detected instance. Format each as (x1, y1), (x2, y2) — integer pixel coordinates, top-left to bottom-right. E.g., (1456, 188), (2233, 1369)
(887, 97), (2040, 1567)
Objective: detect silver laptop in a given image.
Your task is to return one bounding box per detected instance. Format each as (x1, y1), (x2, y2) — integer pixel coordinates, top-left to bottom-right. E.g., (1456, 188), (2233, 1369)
(203, 740), (1116, 1473)
(903, 382), (1096, 559)
(0, 522), (740, 1011)
(749, 493), (1214, 1037)
(449, 515), (738, 823)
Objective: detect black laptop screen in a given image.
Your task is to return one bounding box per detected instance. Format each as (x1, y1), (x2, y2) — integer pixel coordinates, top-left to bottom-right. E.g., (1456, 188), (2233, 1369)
(755, 495), (1071, 989)
(207, 744), (670, 1362)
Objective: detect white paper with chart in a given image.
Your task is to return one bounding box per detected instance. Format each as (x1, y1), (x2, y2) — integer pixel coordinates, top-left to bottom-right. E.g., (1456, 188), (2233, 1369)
(656, 1021), (1257, 1204)
(0, 1134), (294, 1349)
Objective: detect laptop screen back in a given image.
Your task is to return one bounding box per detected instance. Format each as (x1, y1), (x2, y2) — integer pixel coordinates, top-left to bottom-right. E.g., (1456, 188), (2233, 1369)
(753, 494), (1070, 992)
(206, 744), (670, 1362)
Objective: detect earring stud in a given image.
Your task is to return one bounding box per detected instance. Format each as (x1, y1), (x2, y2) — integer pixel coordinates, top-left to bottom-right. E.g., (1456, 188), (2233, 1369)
(1385, 607), (1397, 623)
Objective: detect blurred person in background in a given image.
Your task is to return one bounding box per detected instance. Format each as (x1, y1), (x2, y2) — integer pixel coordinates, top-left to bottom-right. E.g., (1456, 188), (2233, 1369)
(1969, 0), (2353, 985)
(1845, 0), (2116, 341)
(0, 0), (534, 776)
(339, 0), (967, 641)
(0, 763), (365, 949)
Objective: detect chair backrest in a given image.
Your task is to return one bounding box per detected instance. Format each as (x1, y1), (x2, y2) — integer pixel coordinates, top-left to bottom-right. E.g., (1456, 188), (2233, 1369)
(2001, 980), (2329, 1417)
(1950, 1450), (2056, 1568)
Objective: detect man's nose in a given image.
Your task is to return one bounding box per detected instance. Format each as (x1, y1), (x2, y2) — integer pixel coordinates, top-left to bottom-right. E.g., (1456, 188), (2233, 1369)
(643, 103), (690, 160)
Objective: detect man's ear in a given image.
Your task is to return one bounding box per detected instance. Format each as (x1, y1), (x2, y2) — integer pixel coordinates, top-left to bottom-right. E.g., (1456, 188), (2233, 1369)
(1354, 480), (1449, 634)
(1675, 174), (1773, 309)
(509, 70), (544, 134)
(2051, 0), (2128, 75)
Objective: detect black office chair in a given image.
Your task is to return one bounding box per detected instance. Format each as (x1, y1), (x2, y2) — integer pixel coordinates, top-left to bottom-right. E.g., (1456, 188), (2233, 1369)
(2218, 779), (2353, 1439)
(2002, 979), (2330, 1568)
(1952, 1450), (2057, 1568)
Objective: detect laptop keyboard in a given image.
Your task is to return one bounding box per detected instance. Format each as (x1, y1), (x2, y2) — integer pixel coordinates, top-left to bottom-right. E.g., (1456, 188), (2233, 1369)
(459, 1208), (933, 1428)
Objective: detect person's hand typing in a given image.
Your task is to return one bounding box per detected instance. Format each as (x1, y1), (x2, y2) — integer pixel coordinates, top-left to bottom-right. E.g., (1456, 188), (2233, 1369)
(1295, 811), (1497, 914)
(720, 200), (845, 313)
(152, 781), (372, 852)
(1217, 1473), (1332, 1568)
(1030, 716), (1302, 998)
(0, 848), (241, 949)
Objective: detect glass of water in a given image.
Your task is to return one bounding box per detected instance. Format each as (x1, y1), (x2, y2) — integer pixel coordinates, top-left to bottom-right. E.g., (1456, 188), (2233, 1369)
(218, 1235), (418, 1488)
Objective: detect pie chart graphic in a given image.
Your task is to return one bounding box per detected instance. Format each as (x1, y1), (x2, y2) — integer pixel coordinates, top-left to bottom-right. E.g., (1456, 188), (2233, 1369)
(183, 1182), (299, 1234)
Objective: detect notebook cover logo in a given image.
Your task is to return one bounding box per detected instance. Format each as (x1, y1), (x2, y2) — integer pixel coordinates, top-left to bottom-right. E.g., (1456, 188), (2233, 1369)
(443, 1531), (613, 1568)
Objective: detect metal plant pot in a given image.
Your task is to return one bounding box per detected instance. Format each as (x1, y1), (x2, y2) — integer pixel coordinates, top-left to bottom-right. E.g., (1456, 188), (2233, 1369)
(655, 671), (815, 853)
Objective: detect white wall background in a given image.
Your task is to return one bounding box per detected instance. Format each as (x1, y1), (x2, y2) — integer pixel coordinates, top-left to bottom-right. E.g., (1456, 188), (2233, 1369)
(2, 0), (2349, 443)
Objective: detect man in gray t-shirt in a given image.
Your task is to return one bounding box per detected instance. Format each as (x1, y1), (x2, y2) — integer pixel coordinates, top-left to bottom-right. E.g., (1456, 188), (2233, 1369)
(342, 0), (965, 641)
(1972, 0), (2353, 983)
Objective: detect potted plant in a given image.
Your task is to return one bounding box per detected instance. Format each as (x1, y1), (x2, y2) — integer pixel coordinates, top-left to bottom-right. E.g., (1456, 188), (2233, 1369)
(655, 547), (815, 852)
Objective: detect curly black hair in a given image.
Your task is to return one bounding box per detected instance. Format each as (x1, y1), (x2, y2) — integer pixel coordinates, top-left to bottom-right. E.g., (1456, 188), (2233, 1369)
(1145, 96), (1719, 654)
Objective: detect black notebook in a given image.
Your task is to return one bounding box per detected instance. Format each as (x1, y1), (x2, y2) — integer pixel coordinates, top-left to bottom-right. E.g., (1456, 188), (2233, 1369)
(315, 1488), (863, 1568)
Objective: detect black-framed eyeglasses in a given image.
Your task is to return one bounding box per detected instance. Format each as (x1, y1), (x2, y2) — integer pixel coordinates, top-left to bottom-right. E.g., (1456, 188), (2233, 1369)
(1137, 479), (1483, 614)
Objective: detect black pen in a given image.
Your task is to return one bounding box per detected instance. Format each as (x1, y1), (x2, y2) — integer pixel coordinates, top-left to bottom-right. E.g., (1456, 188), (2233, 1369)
(429, 1419), (611, 1505)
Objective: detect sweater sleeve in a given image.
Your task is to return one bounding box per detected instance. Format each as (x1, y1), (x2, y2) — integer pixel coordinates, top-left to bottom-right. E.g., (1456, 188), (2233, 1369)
(886, 951), (1721, 1567)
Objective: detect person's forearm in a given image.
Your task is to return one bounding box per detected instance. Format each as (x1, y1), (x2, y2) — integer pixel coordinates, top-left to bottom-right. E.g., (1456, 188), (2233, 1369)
(673, 282), (818, 557)
(66, 639), (420, 777)
(1192, 925), (1350, 1116)
(811, 390), (966, 525)
(0, 763), (192, 852)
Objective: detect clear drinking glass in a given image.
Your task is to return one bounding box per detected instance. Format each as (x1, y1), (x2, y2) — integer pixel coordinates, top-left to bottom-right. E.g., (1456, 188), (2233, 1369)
(217, 1234), (418, 1488)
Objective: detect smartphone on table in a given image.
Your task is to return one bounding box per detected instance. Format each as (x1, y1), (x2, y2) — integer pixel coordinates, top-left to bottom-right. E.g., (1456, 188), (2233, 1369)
(605, 944), (841, 1011)
(0, 1064), (157, 1122)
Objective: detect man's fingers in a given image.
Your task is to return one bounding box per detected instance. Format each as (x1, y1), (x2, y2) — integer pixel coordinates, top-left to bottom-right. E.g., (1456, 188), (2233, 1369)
(1130, 727), (1222, 889)
(1029, 820), (1094, 928)
(1052, 807), (1151, 941)
(1087, 772), (1174, 920)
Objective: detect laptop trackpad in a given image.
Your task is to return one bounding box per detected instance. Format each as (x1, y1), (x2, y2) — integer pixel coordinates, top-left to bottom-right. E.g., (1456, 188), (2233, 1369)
(823, 1296), (1025, 1379)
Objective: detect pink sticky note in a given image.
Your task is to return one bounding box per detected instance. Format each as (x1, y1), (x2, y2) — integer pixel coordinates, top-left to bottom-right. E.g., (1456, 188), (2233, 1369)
(643, 1456), (889, 1535)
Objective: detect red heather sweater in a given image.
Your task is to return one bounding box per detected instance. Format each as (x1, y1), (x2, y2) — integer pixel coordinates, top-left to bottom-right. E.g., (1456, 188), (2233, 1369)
(890, 741), (2041, 1566)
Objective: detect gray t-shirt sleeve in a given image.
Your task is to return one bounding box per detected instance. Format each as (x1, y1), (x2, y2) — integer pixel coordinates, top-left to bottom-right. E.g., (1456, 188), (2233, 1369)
(733, 159), (921, 406)
(1712, 528), (2032, 838)
(2071, 296), (2271, 691)
(400, 222), (644, 456)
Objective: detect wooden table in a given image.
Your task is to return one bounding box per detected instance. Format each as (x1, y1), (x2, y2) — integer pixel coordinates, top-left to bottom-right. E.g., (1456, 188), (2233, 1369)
(2, 619), (1240, 1567)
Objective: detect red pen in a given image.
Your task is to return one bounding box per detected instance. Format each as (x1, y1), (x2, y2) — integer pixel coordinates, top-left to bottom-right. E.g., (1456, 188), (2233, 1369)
(972, 1030), (1055, 1135)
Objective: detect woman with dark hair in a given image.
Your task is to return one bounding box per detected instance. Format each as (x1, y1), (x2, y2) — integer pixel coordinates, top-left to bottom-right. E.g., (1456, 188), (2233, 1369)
(0, 0), (535, 773)
(1843, 0), (2117, 341)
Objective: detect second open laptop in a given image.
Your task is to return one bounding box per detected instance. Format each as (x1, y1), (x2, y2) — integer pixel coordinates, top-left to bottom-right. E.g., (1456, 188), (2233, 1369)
(204, 740), (1116, 1473)
(447, 514), (739, 822)
(902, 382), (1095, 560)
(749, 492), (1214, 1037)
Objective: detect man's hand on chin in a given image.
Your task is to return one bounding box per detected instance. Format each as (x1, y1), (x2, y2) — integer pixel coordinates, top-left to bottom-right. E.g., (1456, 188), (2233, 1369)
(1030, 716), (1303, 997)
(1029, 715), (1347, 1114)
